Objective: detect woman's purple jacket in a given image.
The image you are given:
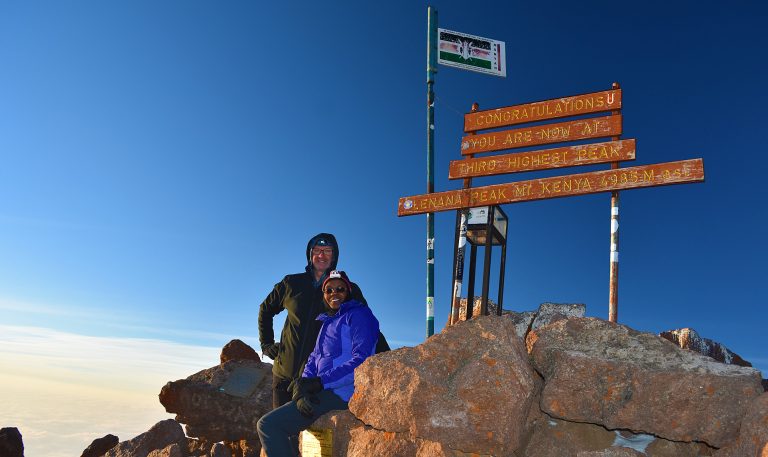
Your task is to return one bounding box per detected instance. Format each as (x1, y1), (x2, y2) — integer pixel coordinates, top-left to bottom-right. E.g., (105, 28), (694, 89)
(301, 299), (379, 402)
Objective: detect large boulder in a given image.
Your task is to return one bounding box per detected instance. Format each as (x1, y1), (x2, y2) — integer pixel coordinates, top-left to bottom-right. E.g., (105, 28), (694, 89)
(350, 314), (540, 456)
(81, 434), (119, 457)
(220, 339), (261, 364)
(713, 392), (768, 456)
(529, 302), (585, 330)
(659, 328), (752, 367)
(106, 420), (186, 457)
(0, 427), (24, 457)
(159, 359), (272, 443)
(526, 318), (764, 448)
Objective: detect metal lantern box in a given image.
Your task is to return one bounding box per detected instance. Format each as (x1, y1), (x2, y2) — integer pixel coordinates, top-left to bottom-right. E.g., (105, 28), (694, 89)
(464, 205), (508, 318)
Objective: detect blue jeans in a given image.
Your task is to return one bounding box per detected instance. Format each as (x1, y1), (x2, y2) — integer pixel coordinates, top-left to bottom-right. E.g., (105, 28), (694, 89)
(257, 389), (348, 457)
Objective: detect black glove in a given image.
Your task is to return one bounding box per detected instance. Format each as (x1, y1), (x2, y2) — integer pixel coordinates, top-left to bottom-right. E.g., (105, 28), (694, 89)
(261, 342), (280, 360)
(296, 395), (320, 418)
(290, 376), (324, 401)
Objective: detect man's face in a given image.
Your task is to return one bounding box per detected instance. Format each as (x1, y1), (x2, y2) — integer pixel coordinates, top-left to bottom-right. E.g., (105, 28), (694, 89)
(311, 246), (334, 273)
(323, 278), (349, 309)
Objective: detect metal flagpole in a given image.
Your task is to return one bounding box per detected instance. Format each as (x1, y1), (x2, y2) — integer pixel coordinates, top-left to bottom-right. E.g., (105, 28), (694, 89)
(426, 6), (438, 337)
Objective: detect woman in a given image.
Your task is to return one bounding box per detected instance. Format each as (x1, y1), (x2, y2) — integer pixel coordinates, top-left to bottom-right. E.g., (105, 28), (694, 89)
(257, 270), (379, 456)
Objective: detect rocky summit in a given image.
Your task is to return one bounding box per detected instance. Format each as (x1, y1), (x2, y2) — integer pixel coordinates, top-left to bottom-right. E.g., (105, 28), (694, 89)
(4, 303), (767, 457)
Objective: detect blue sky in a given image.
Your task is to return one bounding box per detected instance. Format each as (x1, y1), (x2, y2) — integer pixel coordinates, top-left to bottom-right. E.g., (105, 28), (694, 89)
(1, 1), (766, 455)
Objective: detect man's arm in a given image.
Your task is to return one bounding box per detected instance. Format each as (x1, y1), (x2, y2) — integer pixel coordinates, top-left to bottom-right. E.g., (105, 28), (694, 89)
(257, 278), (287, 356)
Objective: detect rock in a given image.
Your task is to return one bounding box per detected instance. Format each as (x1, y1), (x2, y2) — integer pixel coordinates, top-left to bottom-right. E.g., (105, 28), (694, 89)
(659, 328), (752, 367)
(526, 317), (764, 448)
(502, 311), (536, 338)
(577, 449), (645, 457)
(220, 339), (260, 364)
(159, 359), (272, 443)
(146, 443), (182, 457)
(457, 296), (498, 321)
(713, 392), (768, 456)
(763, 378), (768, 391)
(523, 413), (714, 457)
(210, 443), (229, 457)
(346, 427), (493, 457)
(106, 419), (186, 457)
(300, 410), (363, 457)
(522, 414), (616, 457)
(0, 427), (24, 457)
(185, 438), (211, 456)
(81, 434), (119, 457)
(350, 314), (540, 456)
(224, 439), (260, 457)
(530, 302), (585, 330)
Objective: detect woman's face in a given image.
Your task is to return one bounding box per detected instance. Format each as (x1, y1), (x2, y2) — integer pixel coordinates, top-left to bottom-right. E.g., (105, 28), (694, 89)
(323, 278), (349, 309)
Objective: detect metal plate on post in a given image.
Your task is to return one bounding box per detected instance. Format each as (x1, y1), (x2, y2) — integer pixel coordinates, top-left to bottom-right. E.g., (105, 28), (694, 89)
(449, 139), (636, 179)
(464, 89), (622, 132)
(460, 115), (622, 155)
(398, 158), (704, 216)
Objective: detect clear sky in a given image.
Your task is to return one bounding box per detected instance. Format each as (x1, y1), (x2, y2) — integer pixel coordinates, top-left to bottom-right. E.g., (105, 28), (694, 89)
(1, 1), (766, 456)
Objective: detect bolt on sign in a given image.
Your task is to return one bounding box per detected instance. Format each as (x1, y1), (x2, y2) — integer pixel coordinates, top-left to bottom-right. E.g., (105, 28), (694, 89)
(397, 87), (705, 217)
(438, 28), (506, 77)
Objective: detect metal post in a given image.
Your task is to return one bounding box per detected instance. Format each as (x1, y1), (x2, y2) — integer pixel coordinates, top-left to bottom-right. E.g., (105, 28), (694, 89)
(466, 244), (478, 320)
(497, 227), (507, 316)
(449, 209), (468, 325)
(448, 102), (478, 327)
(480, 206), (494, 316)
(608, 82), (621, 323)
(426, 7), (438, 337)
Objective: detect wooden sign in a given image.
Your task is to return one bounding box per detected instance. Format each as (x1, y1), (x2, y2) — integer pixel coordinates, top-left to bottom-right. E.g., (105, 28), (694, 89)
(398, 159), (704, 216)
(464, 89), (622, 132)
(461, 115), (622, 156)
(449, 139), (636, 179)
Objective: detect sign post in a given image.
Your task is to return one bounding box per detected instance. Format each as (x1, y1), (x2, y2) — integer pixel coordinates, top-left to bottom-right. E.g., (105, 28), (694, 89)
(426, 7), (437, 338)
(608, 82), (621, 323)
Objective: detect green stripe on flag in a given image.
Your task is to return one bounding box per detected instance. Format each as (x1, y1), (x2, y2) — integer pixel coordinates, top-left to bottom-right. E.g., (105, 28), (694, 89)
(439, 51), (493, 69)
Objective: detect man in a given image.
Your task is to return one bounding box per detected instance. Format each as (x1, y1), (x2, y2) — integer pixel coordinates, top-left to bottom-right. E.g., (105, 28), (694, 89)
(258, 233), (368, 408)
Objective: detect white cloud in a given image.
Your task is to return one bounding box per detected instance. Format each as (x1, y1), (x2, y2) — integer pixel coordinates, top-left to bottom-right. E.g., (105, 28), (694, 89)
(0, 325), (221, 457)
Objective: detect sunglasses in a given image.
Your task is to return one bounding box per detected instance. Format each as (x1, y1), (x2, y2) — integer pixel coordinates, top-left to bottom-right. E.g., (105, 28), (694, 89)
(324, 286), (347, 294)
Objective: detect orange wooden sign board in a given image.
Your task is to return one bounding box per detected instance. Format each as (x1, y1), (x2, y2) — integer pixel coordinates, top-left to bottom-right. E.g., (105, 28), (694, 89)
(449, 139), (636, 179)
(398, 159), (704, 216)
(464, 88), (622, 133)
(460, 115), (622, 156)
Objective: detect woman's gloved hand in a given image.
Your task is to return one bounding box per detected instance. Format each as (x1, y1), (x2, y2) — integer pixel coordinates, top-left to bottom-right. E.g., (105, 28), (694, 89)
(291, 376), (323, 401)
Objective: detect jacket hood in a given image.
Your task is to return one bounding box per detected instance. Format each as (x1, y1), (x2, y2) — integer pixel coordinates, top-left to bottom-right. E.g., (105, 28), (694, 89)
(305, 232), (339, 273)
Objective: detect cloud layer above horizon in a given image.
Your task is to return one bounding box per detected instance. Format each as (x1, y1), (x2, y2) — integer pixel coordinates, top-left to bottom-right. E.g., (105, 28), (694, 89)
(0, 325), (221, 457)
